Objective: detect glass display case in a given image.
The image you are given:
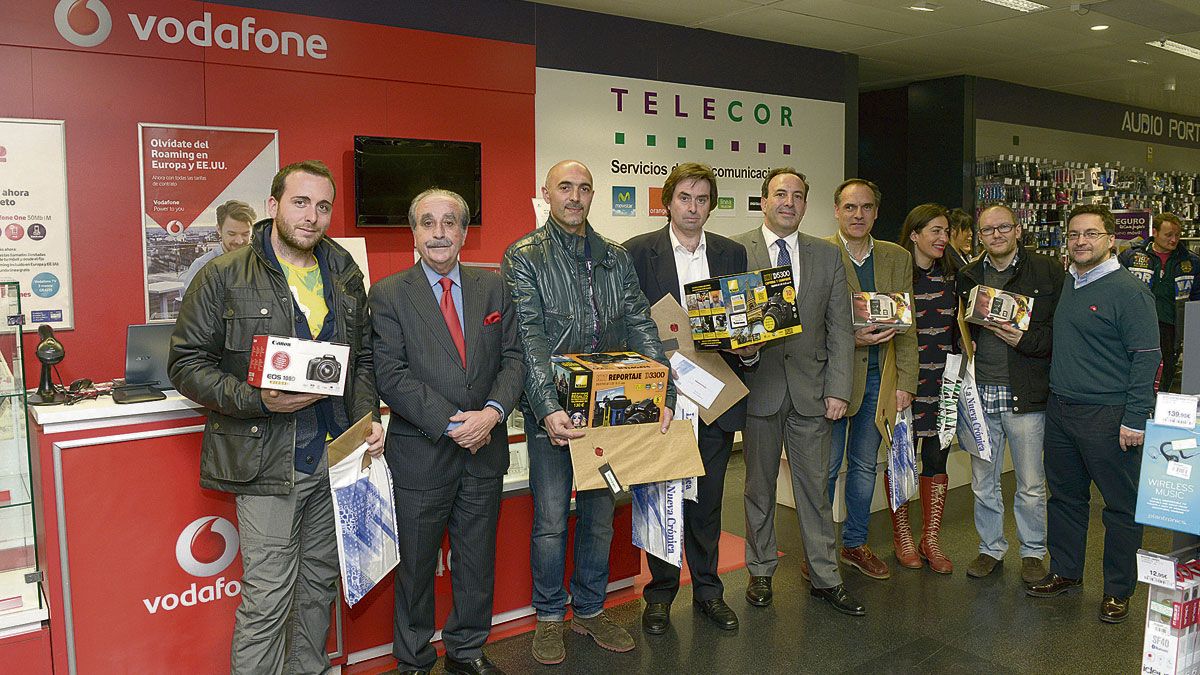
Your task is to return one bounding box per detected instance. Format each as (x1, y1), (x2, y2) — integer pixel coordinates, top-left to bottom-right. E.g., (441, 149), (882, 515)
(0, 282), (45, 631)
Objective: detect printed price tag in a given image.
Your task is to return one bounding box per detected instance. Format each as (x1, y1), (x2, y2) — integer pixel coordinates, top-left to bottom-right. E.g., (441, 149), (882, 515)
(1155, 392), (1199, 430)
(1138, 549), (1178, 589)
(1168, 461), (1193, 480)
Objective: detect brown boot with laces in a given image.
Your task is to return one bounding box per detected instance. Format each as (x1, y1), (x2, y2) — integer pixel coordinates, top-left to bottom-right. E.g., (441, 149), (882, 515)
(886, 471), (921, 569)
(917, 474), (953, 574)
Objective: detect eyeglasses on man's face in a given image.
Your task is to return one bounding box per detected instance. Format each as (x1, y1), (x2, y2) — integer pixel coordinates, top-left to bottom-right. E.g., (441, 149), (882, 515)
(1066, 230), (1110, 242)
(978, 223), (1015, 236)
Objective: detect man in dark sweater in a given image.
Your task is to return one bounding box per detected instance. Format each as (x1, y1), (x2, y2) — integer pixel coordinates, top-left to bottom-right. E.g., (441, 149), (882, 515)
(1026, 204), (1160, 625)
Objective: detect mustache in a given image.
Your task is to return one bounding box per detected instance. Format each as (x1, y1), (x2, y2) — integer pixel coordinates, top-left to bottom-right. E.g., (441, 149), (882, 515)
(425, 238), (454, 249)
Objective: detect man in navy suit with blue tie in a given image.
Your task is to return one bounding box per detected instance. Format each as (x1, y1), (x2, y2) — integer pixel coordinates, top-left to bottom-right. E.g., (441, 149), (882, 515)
(371, 189), (524, 675)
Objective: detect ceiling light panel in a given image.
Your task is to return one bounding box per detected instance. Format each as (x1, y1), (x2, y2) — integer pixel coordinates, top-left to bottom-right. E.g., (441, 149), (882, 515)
(978, 0), (1049, 12)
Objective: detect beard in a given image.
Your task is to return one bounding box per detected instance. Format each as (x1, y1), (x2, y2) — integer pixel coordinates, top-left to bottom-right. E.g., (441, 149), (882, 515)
(276, 219), (320, 254)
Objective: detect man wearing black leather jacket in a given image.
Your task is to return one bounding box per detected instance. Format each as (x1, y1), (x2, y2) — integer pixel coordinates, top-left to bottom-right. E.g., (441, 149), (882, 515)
(502, 160), (674, 666)
(169, 160), (382, 674)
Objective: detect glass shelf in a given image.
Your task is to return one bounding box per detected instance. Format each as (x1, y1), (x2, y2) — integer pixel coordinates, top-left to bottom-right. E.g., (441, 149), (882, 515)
(0, 281), (43, 630)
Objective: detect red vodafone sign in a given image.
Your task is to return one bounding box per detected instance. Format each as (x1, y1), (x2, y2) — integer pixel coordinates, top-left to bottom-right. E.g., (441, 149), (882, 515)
(50, 0), (328, 58)
(59, 432), (242, 672)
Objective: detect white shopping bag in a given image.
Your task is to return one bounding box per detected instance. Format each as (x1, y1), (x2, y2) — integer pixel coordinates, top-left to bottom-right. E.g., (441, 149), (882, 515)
(937, 353), (965, 451)
(674, 395), (702, 503)
(328, 439), (401, 607)
(632, 479), (686, 567)
(885, 407), (918, 511)
(956, 357), (994, 462)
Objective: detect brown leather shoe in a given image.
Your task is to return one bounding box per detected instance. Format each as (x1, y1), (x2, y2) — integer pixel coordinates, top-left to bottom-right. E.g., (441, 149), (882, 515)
(840, 545), (891, 580)
(1021, 557), (1047, 585)
(1025, 573), (1083, 598)
(799, 560), (810, 583)
(966, 554), (1001, 579)
(1100, 595), (1130, 623)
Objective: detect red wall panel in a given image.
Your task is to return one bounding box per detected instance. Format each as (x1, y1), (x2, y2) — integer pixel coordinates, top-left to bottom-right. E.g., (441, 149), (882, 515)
(3, 11), (535, 387)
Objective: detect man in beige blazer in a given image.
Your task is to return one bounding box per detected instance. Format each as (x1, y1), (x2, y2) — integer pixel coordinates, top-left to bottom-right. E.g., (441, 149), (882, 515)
(825, 179), (918, 582)
(736, 167), (864, 616)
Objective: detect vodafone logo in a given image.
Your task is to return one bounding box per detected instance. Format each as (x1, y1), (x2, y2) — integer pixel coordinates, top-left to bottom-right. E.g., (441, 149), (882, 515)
(55, 0), (113, 48)
(52, 0), (328, 59)
(143, 516), (241, 615)
(175, 515), (239, 577)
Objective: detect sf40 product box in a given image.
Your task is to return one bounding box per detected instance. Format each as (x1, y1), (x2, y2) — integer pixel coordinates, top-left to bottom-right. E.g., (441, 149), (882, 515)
(683, 266), (802, 350)
(965, 285), (1034, 332)
(1141, 558), (1200, 675)
(248, 335), (351, 396)
(1137, 421), (1200, 535)
(552, 352), (668, 429)
(851, 292), (913, 332)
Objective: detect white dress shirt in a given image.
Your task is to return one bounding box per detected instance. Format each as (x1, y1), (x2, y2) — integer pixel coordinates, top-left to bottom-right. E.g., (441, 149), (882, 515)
(670, 226), (711, 300)
(760, 224), (800, 284)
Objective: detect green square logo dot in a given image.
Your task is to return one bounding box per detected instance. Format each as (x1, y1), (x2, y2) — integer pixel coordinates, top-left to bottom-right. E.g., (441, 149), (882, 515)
(704, 138), (714, 150)
(646, 134), (656, 147)
(615, 132), (625, 144)
(677, 137), (687, 149)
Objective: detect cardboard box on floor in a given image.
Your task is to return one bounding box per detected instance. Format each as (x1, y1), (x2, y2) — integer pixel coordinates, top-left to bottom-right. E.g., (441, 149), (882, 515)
(649, 295), (750, 426)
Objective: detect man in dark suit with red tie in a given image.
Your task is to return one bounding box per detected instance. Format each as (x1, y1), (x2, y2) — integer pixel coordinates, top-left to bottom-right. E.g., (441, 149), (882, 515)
(624, 163), (750, 635)
(370, 189), (524, 675)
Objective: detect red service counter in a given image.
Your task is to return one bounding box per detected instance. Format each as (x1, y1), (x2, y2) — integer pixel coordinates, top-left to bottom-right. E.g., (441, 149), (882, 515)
(26, 394), (639, 673)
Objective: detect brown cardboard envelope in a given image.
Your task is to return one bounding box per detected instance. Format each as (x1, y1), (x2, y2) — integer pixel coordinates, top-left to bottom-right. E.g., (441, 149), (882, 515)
(650, 295), (749, 425)
(569, 421), (705, 491)
(328, 413), (376, 471)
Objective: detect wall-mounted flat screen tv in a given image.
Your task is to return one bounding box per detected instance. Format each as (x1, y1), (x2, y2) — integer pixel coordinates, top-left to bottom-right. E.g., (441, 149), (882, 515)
(354, 136), (482, 226)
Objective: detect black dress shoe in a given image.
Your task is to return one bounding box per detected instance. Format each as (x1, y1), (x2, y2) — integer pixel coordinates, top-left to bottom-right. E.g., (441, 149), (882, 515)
(445, 654), (504, 675)
(809, 584), (866, 617)
(1025, 573), (1083, 598)
(746, 575), (773, 607)
(1100, 595), (1131, 623)
(693, 598), (739, 630)
(642, 601), (671, 635)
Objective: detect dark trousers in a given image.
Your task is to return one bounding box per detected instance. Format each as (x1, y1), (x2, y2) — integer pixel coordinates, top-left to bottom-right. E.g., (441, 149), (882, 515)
(391, 473), (502, 670)
(1044, 394), (1144, 598)
(1161, 322), (1179, 393)
(644, 421), (733, 604)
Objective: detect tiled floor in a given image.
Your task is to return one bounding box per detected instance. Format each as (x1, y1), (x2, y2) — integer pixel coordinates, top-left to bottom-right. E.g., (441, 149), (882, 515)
(467, 449), (1170, 674)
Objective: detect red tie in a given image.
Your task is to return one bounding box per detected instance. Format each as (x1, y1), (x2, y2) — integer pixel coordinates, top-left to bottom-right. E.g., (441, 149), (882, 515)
(439, 277), (466, 368)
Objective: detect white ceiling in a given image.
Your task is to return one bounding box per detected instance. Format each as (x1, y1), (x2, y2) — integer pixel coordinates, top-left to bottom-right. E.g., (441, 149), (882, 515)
(531, 0), (1200, 117)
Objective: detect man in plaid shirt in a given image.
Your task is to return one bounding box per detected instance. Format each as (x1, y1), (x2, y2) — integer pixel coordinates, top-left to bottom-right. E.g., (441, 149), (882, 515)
(955, 204), (1065, 586)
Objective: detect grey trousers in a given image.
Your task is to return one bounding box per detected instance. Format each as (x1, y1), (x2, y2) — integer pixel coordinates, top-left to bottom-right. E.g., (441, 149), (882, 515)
(743, 401), (843, 589)
(231, 455), (339, 675)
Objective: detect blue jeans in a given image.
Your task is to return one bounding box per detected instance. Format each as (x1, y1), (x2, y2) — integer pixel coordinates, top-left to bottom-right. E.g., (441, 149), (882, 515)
(828, 369), (881, 549)
(961, 409), (1047, 559)
(526, 415), (615, 621)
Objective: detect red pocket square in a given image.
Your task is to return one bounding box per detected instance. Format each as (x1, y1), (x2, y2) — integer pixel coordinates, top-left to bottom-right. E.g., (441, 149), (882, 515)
(484, 311), (502, 326)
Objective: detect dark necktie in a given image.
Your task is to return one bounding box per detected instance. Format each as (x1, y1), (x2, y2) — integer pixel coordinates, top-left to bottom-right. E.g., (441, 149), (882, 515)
(439, 277), (466, 368)
(776, 239), (791, 267)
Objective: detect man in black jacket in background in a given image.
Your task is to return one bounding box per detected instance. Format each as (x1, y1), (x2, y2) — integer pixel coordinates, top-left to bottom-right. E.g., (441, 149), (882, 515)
(624, 162), (749, 635)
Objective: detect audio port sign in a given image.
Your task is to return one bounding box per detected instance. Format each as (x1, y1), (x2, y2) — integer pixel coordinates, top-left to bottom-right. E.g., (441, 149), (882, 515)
(142, 516), (242, 614)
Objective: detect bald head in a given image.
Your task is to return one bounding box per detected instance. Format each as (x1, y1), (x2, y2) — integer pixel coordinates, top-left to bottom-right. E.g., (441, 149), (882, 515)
(542, 160), (594, 234)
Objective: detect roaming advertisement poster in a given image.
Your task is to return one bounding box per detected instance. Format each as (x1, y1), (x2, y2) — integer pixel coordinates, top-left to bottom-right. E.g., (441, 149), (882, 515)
(139, 123), (278, 322)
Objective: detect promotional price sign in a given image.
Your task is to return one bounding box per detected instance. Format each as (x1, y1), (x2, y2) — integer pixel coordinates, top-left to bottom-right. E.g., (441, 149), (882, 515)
(0, 118), (73, 329)
(139, 123), (277, 322)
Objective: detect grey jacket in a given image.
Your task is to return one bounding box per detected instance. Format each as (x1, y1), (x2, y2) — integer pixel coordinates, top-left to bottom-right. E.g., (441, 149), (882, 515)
(169, 220), (379, 495)
(734, 227), (854, 417)
(502, 218), (674, 422)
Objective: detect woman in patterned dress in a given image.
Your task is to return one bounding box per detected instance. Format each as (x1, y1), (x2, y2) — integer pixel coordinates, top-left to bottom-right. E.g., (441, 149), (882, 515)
(891, 203), (959, 574)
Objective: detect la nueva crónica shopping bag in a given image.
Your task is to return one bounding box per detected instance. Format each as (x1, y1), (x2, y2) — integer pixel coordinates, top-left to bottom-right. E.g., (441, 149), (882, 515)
(327, 415), (401, 607)
(631, 396), (702, 567)
(875, 342), (917, 510)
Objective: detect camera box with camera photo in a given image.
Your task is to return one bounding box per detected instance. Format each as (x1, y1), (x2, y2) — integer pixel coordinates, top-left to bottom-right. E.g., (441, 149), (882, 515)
(965, 285), (1034, 332)
(684, 265), (802, 350)
(851, 292), (913, 332)
(552, 352), (669, 429)
(248, 335), (351, 396)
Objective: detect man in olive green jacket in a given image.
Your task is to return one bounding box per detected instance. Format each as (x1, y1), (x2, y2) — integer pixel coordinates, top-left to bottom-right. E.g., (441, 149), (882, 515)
(825, 179), (917, 582)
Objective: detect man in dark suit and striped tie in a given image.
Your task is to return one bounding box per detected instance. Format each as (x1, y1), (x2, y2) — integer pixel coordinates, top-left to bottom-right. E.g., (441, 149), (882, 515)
(370, 189), (524, 675)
